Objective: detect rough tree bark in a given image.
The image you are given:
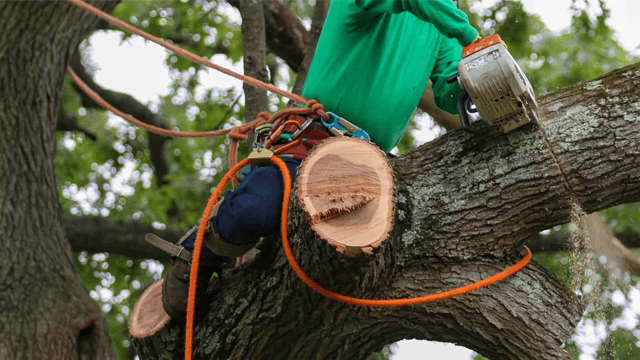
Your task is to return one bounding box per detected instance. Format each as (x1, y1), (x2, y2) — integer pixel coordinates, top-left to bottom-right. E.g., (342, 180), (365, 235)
(0, 1), (120, 359)
(132, 64), (640, 360)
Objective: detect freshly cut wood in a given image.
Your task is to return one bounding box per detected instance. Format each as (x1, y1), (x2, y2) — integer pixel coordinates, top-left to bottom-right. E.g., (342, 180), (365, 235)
(297, 137), (394, 255)
(129, 279), (170, 339)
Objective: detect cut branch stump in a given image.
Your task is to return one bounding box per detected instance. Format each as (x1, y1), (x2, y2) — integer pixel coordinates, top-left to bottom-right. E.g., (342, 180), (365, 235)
(129, 279), (170, 339)
(296, 137), (394, 256)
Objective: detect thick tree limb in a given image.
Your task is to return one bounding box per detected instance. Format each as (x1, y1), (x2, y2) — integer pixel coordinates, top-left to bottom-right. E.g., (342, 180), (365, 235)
(132, 60), (640, 360)
(261, 0), (309, 72)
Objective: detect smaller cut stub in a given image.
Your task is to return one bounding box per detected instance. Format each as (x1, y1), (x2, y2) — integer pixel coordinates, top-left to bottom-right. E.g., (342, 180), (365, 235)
(129, 279), (171, 339)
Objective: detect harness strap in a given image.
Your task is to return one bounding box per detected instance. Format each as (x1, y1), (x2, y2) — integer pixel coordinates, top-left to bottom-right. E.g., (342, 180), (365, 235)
(145, 234), (193, 263)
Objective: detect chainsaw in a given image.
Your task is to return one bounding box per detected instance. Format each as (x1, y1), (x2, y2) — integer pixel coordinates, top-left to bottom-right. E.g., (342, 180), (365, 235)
(451, 34), (540, 133)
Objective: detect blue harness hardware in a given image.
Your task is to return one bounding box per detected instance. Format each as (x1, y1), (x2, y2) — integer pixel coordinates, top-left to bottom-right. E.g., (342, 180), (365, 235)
(321, 112), (371, 141)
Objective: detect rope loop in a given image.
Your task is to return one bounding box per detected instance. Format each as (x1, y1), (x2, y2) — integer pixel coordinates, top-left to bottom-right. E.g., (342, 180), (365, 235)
(256, 111), (272, 122)
(307, 100), (329, 120)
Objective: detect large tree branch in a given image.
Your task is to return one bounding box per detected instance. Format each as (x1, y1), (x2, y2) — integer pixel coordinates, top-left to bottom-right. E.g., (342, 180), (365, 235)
(261, 0), (308, 72)
(133, 63), (640, 360)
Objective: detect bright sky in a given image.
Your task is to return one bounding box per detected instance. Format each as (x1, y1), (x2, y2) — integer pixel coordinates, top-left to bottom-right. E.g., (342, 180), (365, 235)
(84, 1), (640, 359)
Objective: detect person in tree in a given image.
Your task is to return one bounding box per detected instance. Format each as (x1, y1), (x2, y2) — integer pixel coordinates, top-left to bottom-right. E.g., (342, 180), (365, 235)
(148, 0), (479, 319)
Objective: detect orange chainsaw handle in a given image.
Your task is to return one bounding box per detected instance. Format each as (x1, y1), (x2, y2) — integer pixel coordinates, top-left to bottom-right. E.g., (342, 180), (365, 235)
(462, 34), (503, 58)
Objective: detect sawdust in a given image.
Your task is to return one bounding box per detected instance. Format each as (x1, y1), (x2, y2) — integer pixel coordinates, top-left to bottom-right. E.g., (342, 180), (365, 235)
(566, 200), (598, 299)
(536, 119), (600, 310)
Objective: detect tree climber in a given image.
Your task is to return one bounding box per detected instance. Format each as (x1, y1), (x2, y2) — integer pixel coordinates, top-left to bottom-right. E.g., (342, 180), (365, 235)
(147, 0), (479, 319)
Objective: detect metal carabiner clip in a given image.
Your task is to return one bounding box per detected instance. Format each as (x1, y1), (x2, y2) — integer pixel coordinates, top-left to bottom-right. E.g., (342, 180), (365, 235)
(290, 117), (315, 140)
(252, 123), (274, 151)
(322, 112), (371, 141)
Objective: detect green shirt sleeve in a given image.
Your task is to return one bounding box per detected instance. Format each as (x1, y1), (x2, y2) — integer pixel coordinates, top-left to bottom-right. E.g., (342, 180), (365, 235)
(353, 0), (478, 46)
(430, 36), (464, 114)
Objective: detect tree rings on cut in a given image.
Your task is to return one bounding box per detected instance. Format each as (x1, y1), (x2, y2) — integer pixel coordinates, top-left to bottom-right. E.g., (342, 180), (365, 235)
(129, 279), (170, 338)
(296, 137), (394, 256)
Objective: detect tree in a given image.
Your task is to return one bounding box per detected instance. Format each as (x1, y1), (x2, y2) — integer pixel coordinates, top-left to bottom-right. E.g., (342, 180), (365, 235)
(0, 1), (120, 359)
(3, 0), (640, 359)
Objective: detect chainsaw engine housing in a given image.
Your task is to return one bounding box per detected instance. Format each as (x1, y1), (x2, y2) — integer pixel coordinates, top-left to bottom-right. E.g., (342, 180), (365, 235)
(458, 34), (539, 132)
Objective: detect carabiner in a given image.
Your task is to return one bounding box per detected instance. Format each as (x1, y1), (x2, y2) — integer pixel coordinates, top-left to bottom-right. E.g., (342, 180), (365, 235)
(322, 112), (371, 141)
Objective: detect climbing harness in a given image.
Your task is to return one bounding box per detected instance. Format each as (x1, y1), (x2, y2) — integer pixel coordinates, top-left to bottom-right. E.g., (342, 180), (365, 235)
(65, 1), (532, 359)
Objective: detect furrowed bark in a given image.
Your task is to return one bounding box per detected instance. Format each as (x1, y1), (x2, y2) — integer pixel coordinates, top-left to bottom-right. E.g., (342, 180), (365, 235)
(0, 1), (120, 359)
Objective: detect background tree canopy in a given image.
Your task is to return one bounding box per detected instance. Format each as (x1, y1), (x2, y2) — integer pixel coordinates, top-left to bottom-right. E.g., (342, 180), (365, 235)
(53, 0), (640, 359)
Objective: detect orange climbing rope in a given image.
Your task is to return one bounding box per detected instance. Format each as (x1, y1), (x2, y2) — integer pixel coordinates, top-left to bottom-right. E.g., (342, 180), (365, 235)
(69, 66), (324, 185)
(66, 0), (332, 184)
(66, 0), (316, 108)
(186, 150), (531, 360)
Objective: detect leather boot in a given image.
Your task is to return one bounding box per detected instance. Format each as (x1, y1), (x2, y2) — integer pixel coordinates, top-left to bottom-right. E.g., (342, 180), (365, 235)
(145, 198), (257, 319)
(161, 254), (218, 320)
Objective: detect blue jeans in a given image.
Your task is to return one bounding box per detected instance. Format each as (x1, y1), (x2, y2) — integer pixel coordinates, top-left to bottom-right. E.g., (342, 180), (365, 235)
(183, 157), (301, 266)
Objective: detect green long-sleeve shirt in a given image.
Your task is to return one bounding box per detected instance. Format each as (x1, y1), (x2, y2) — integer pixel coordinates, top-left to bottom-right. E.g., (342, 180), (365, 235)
(301, 0), (478, 152)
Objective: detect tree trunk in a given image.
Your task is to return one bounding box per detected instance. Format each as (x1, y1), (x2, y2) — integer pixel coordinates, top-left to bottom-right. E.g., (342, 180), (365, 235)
(132, 62), (640, 360)
(0, 1), (119, 359)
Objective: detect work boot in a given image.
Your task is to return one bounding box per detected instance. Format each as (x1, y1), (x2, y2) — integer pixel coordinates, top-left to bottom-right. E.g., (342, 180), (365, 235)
(145, 229), (222, 320)
(161, 253), (219, 320)
(145, 199), (257, 319)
